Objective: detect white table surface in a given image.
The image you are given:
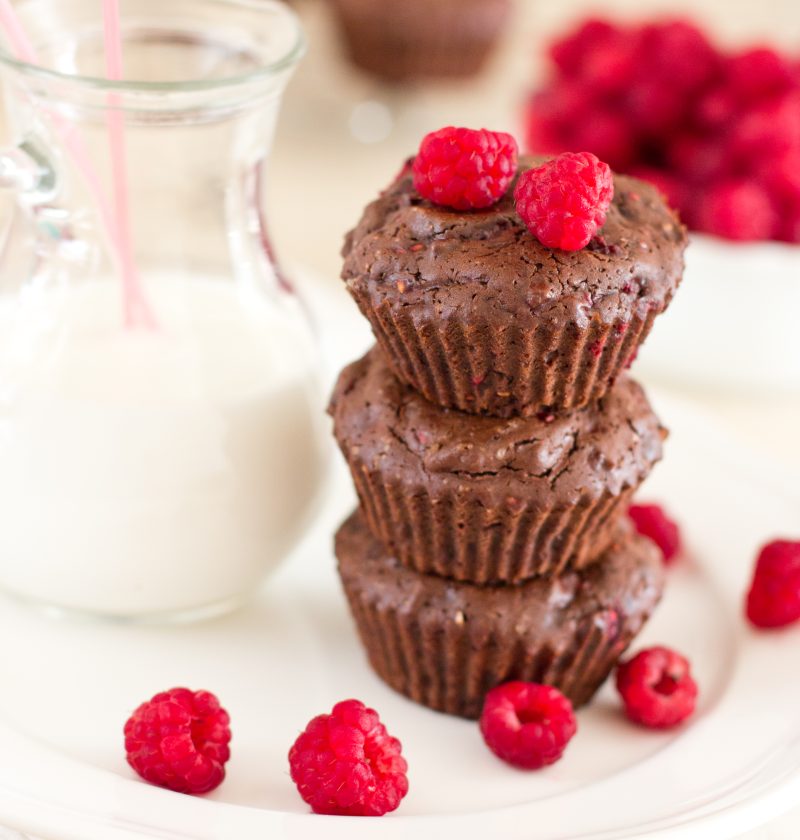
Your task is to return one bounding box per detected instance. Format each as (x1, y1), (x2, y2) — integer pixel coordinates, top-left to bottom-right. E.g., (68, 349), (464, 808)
(266, 2), (800, 838)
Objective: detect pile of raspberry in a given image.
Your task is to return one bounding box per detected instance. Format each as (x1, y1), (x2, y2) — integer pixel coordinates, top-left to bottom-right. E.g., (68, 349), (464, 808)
(525, 18), (800, 242)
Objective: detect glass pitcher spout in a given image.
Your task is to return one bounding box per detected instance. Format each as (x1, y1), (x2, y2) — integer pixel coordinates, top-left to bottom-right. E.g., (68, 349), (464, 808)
(0, 0), (325, 622)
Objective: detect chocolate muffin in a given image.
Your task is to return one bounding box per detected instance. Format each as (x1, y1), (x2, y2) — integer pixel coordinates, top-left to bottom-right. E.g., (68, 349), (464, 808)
(336, 508), (664, 719)
(329, 346), (665, 584)
(342, 158), (687, 417)
(328, 0), (512, 83)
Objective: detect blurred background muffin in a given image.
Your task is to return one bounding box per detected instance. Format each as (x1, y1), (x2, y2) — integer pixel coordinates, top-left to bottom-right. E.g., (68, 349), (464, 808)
(327, 0), (513, 82)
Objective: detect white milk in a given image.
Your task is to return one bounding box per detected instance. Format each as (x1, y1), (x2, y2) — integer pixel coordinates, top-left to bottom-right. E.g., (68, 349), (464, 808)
(0, 275), (327, 618)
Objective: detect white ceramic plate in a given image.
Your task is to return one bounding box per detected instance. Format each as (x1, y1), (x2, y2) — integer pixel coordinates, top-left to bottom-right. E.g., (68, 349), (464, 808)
(0, 391), (798, 840)
(0, 281), (797, 840)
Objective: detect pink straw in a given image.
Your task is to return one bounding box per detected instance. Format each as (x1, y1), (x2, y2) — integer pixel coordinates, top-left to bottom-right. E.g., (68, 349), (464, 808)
(0, 0), (155, 329)
(102, 0), (155, 329)
(0, 0), (34, 63)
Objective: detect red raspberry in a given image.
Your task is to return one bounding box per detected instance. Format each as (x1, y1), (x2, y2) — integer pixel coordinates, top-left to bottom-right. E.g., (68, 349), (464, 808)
(579, 37), (638, 95)
(525, 83), (592, 154)
(627, 167), (687, 215)
(725, 48), (796, 103)
(730, 92), (800, 160)
(514, 152), (614, 251)
(479, 682), (577, 769)
(124, 688), (231, 794)
(762, 149), (800, 204)
(746, 540), (800, 628)
(636, 20), (719, 92)
(694, 85), (740, 130)
(667, 132), (732, 183)
(288, 699), (408, 816)
(622, 81), (687, 138)
(563, 108), (636, 172)
(616, 647), (698, 729)
(530, 17), (800, 245)
(412, 126), (518, 210)
(780, 213), (800, 244)
(759, 149), (800, 241)
(696, 179), (778, 241)
(549, 19), (623, 78)
(628, 503), (682, 564)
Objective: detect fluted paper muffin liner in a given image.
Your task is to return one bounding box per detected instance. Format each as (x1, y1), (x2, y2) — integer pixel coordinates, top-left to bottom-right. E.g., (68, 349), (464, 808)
(359, 298), (659, 418)
(351, 462), (635, 584)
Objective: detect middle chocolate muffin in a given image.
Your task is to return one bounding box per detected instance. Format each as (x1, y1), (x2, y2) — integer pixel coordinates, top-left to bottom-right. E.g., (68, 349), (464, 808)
(330, 346), (665, 584)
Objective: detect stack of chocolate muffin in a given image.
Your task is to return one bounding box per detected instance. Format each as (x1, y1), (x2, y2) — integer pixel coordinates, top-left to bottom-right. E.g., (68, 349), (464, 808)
(330, 158), (687, 719)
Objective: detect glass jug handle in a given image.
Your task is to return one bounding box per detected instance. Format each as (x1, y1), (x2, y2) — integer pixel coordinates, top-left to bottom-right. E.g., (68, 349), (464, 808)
(0, 137), (56, 205)
(0, 137), (69, 286)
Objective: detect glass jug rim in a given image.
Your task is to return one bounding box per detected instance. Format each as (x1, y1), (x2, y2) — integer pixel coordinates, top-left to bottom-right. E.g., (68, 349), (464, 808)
(0, 0), (305, 95)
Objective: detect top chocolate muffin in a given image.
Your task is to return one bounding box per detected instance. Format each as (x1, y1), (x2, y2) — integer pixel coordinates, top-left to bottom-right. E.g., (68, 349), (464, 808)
(342, 157), (687, 417)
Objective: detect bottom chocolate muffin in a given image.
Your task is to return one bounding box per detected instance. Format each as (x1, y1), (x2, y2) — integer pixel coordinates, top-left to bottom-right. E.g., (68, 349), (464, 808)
(336, 509), (665, 719)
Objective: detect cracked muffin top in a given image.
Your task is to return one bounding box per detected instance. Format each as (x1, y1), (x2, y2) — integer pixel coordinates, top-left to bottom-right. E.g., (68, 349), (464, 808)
(342, 157), (686, 328)
(329, 347), (665, 504)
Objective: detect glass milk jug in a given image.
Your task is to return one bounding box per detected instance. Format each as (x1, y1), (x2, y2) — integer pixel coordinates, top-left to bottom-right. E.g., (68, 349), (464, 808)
(0, 0), (326, 620)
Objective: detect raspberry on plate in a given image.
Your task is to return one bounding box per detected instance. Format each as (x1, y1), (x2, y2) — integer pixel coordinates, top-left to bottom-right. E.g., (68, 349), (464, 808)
(479, 682), (577, 769)
(124, 687), (231, 794)
(746, 540), (800, 628)
(412, 126), (518, 210)
(616, 647), (698, 728)
(514, 151), (614, 250)
(288, 699), (408, 816)
(628, 503), (682, 564)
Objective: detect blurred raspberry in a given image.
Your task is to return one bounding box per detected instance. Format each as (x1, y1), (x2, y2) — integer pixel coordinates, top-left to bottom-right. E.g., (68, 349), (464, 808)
(628, 503), (682, 563)
(762, 149), (800, 201)
(725, 48), (797, 102)
(746, 540), (800, 628)
(622, 81), (688, 137)
(693, 85), (740, 130)
(667, 132), (732, 183)
(626, 167), (686, 213)
(779, 213), (800, 244)
(528, 16), (800, 243)
(549, 19), (624, 77)
(636, 20), (719, 91)
(616, 647), (698, 728)
(730, 91), (800, 160)
(696, 179), (778, 241)
(564, 109), (637, 171)
(759, 148), (800, 241)
(525, 83), (592, 154)
(580, 37), (639, 95)
(525, 92), (637, 170)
